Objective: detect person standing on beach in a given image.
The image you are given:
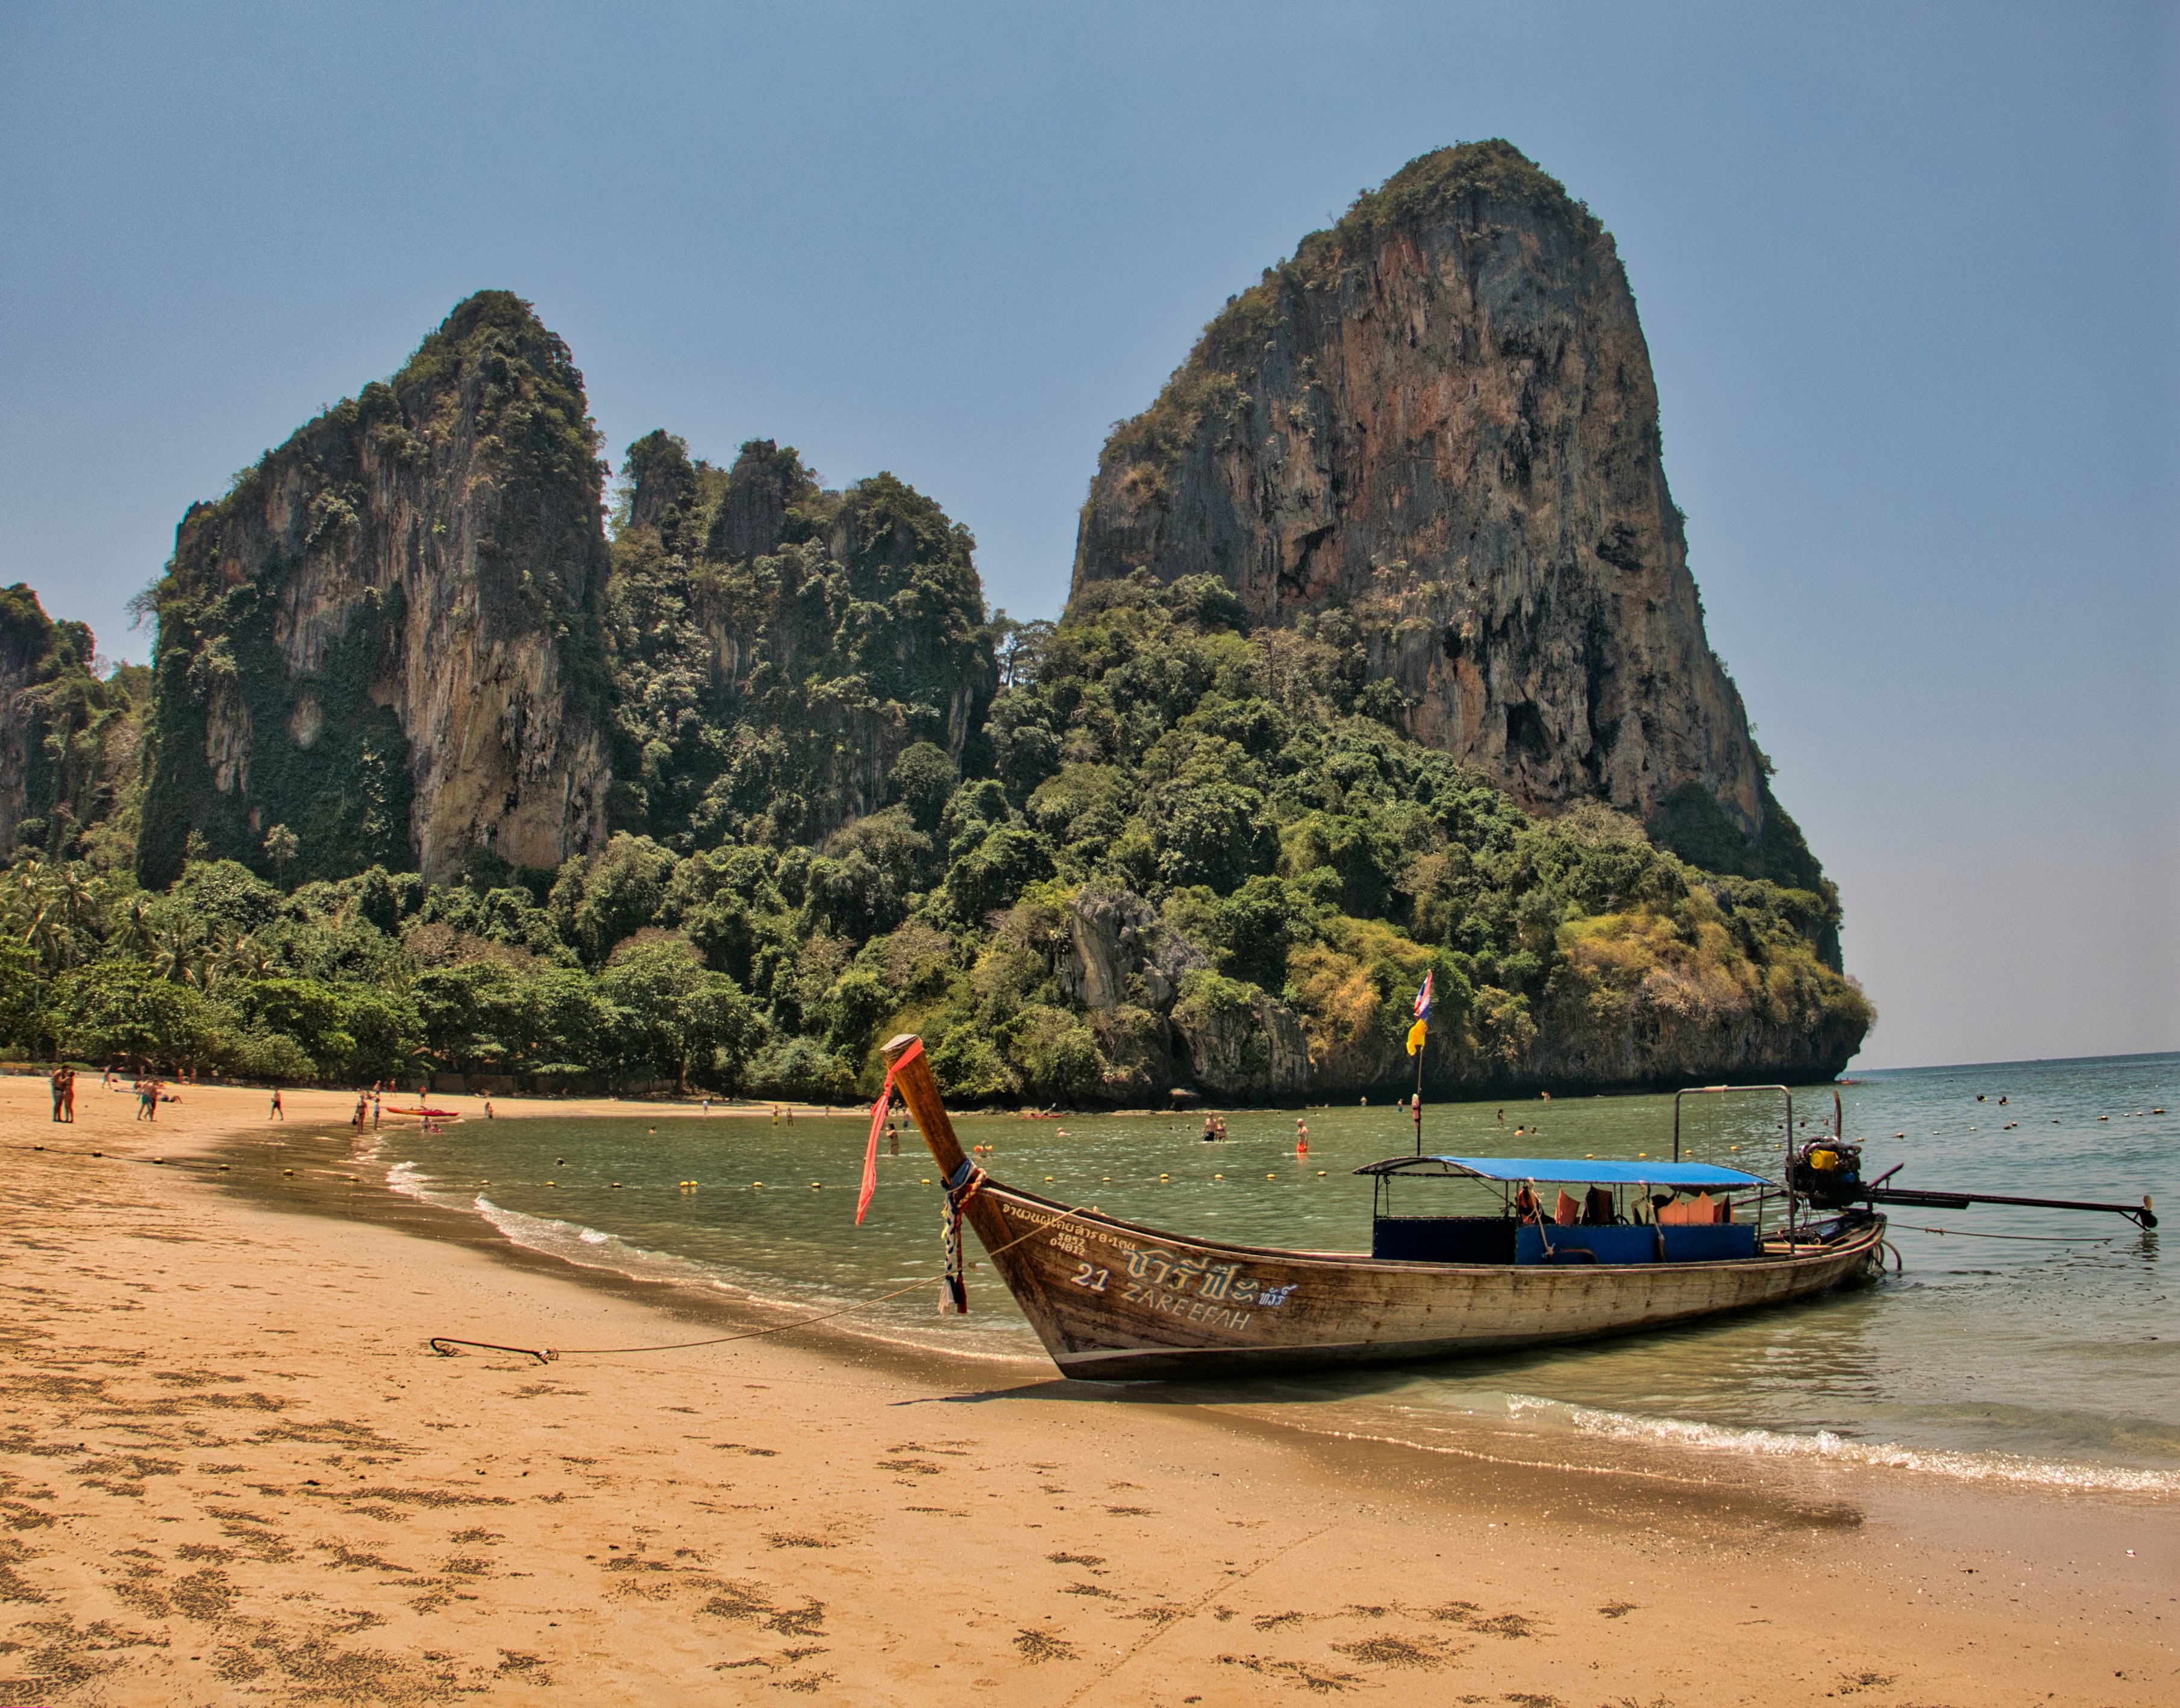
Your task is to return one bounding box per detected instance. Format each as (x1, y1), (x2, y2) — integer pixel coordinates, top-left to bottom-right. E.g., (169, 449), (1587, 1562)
(51, 1067), (67, 1124)
(372, 1093), (381, 1129)
(138, 1078), (159, 1121)
(62, 1068), (77, 1123)
(269, 1088), (283, 1120)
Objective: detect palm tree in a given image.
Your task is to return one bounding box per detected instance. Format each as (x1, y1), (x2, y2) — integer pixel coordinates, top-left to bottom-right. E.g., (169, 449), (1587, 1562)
(151, 919), (201, 984)
(110, 892), (155, 959)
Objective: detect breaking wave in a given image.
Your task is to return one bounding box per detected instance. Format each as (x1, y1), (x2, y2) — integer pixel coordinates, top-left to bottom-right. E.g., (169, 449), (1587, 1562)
(1497, 1394), (2180, 1494)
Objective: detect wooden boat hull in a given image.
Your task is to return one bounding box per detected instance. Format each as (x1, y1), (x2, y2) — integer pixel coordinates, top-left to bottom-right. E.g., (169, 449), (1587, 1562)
(969, 1182), (1885, 1380)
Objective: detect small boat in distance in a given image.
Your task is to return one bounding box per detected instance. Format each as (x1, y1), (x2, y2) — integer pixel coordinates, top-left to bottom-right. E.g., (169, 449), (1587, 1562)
(879, 1034), (1885, 1380)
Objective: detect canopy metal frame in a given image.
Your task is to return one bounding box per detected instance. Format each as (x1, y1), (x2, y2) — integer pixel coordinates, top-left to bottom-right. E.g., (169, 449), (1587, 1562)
(1359, 1154), (1781, 1241)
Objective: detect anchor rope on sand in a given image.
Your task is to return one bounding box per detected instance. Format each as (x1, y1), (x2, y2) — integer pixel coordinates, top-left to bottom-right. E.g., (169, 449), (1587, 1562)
(428, 1210), (1053, 1366)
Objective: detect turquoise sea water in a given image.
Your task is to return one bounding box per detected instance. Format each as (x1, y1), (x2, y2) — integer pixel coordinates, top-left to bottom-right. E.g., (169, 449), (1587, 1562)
(355, 1053), (2176, 1490)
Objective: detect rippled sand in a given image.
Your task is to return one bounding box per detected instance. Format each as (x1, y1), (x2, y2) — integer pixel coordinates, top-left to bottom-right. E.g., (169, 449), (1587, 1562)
(1, 1074), (2171, 1704)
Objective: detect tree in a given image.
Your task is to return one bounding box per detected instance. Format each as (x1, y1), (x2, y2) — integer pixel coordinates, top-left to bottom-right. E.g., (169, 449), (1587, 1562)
(944, 825), (1053, 924)
(263, 823), (299, 886)
(886, 742), (957, 833)
(598, 935), (760, 1088)
(992, 614), (1055, 689)
(49, 962), (225, 1071)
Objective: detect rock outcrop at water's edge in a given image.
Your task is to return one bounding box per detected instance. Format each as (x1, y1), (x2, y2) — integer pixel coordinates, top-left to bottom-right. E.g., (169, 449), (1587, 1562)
(136, 292), (613, 888)
(1073, 140), (1811, 883)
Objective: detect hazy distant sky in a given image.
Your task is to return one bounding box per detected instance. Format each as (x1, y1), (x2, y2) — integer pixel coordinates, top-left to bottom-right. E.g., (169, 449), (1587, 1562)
(2, 2), (2173, 1069)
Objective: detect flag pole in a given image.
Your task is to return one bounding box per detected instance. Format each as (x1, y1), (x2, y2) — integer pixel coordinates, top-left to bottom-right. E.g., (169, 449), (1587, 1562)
(1412, 1034), (1423, 1157)
(1408, 970), (1432, 1159)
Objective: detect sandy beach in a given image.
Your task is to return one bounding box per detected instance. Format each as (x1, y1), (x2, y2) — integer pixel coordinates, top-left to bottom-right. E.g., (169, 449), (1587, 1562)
(1, 1075), (2171, 1706)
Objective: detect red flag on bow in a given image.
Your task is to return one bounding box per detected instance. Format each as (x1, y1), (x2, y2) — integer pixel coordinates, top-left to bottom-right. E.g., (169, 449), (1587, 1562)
(857, 1037), (923, 1225)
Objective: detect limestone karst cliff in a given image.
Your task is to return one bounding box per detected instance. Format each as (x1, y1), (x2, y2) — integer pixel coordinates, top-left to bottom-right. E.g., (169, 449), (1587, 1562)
(601, 432), (996, 851)
(1074, 140), (1815, 889)
(137, 292), (613, 887)
(0, 587), (142, 865)
(7, 163), (1868, 1101)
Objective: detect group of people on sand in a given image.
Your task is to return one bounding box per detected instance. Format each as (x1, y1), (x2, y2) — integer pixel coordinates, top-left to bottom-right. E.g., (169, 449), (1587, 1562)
(48, 1065), (176, 1123)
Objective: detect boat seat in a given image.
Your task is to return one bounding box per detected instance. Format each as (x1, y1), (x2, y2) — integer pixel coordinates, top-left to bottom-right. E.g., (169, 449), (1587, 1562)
(1514, 1225), (1659, 1265)
(1372, 1216), (1517, 1263)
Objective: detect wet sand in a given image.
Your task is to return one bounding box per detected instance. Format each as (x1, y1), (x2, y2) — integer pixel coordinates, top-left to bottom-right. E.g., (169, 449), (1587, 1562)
(1, 1075), (2172, 1704)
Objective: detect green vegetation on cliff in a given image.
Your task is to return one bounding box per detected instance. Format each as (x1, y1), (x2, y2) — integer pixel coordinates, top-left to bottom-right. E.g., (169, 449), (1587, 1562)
(4, 550), (1868, 1101)
(0, 584), (145, 871)
(600, 433), (992, 849)
(3, 239), (1870, 1100)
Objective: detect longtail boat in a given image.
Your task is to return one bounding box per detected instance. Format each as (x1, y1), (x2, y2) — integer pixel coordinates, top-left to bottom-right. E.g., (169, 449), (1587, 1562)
(878, 1035), (1888, 1380)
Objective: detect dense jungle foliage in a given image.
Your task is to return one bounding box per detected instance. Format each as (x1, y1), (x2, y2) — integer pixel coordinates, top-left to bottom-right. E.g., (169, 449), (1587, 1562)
(3, 548), (1868, 1103)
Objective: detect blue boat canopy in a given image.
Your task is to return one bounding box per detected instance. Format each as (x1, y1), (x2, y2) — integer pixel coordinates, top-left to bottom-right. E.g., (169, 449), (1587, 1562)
(1356, 1155), (1770, 1189)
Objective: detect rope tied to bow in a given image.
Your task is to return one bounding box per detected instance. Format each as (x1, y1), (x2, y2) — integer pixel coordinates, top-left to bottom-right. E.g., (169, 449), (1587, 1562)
(938, 1157), (985, 1315)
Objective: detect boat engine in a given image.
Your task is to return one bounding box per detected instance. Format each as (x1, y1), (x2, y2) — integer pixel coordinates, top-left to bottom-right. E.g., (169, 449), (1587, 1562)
(1790, 1139), (1866, 1210)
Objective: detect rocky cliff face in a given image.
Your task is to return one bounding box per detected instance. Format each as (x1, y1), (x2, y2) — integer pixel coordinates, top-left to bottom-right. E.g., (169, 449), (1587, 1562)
(1074, 141), (1777, 846)
(0, 587), (54, 852)
(139, 293), (613, 887)
(601, 434), (995, 848)
(0, 587), (142, 864)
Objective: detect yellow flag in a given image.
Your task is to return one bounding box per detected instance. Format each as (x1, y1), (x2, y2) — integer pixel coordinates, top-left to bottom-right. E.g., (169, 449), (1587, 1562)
(1406, 1018), (1427, 1056)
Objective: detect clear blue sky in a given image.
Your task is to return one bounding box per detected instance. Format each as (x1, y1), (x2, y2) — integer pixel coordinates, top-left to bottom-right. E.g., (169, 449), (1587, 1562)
(3, 2), (2173, 1069)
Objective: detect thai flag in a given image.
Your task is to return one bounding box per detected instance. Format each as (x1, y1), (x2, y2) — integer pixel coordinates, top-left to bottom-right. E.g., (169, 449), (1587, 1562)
(1414, 971), (1433, 1021)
